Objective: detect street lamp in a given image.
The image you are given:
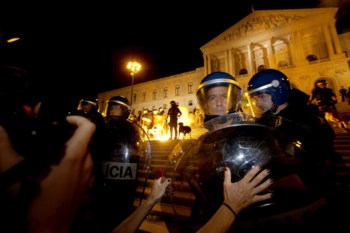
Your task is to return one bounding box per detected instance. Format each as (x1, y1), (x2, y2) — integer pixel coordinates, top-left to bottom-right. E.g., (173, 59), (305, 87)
(127, 61), (141, 110)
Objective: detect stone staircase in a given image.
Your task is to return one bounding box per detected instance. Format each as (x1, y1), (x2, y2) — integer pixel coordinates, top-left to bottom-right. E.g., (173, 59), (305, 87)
(135, 140), (195, 220)
(134, 127), (208, 220)
(333, 130), (350, 186)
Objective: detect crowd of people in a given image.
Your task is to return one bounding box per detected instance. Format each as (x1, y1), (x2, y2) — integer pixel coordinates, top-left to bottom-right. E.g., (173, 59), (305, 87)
(130, 101), (204, 141)
(1, 55), (350, 233)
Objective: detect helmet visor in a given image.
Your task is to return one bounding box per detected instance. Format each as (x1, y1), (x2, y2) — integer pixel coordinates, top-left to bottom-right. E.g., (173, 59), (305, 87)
(197, 83), (242, 118)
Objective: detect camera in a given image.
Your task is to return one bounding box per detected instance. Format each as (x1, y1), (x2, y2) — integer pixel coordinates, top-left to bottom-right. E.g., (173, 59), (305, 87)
(1, 99), (76, 167)
(0, 65), (75, 168)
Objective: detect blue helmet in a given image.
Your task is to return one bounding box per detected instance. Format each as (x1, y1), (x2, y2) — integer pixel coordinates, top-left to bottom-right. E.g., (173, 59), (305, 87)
(196, 72), (242, 121)
(247, 69), (290, 105)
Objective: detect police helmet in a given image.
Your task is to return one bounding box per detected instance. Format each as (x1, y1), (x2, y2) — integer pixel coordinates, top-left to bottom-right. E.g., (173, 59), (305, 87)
(77, 96), (98, 112)
(248, 69), (290, 105)
(103, 95), (130, 119)
(315, 79), (327, 88)
(196, 72), (242, 122)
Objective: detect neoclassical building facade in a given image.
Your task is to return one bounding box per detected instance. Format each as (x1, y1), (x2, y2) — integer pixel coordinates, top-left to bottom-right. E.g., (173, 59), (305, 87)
(98, 7), (350, 116)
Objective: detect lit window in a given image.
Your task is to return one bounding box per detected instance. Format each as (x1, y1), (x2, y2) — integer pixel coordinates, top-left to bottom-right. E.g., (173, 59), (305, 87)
(153, 90), (157, 100)
(175, 85), (180, 96)
(188, 82), (193, 94)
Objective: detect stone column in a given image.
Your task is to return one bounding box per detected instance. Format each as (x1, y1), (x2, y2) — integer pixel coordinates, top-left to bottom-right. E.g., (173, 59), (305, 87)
(229, 48), (235, 75)
(323, 24), (335, 57)
(268, 38), (276, 68)
(247, 44), (254, 74)
(329, 22), (343, 54)
(203, 54), (208, 76)
(294, 30), (308, 66)
(225, 49), (229, 72)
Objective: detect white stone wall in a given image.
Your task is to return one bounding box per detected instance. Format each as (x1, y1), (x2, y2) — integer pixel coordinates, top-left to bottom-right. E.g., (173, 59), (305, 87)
(98, 68), (205, 114)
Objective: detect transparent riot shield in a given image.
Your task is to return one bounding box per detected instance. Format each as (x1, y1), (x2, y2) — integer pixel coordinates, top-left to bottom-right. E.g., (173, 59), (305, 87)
(93, 119), (152, 230)
(170, 112), (332, 230)
(131, 122), (153, 205)
(133, 122), (152, 171)
(100, 120), (152, 177)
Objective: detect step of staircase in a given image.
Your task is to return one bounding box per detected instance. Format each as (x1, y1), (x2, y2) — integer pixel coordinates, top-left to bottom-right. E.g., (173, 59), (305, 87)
(135, 129), (205, 219)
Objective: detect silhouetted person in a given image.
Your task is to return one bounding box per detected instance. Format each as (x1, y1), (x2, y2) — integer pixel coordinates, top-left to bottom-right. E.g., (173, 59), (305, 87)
(167, 100), (182, 140)
(339, 86), (347, 102)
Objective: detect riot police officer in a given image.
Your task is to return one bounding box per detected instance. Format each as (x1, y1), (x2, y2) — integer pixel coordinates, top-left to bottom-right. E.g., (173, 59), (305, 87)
(247, 69), (338, 164)
(102, 95), (131, 122)
(75, 96), (106, 159)
(174, 72), (248, 226)
(76, 96), (104, 123)
(91, 95), (151, 233)
(246, 69), (344, 224)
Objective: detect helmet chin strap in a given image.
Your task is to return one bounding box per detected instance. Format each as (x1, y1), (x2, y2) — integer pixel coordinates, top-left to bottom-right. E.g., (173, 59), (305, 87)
(271, 103), (279, 113)
(265, 103), (279, 115)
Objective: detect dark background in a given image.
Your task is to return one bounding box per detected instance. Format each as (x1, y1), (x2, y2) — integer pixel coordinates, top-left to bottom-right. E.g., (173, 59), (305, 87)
(1, 0), (348, 103)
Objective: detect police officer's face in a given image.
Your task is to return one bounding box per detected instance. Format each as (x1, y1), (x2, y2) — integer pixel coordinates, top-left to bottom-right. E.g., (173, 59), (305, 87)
(109, 104), (124, 116)
(253, 93), (273, 113)
(207, 86), (230, 116)
(81, 102), (94, 113)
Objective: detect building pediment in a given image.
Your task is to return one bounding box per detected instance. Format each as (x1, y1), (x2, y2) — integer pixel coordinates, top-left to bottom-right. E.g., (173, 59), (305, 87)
(201, 8), (338, 50)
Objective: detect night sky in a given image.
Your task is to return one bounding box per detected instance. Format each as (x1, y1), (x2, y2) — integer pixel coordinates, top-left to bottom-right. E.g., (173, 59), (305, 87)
(1, 0), (346, 102)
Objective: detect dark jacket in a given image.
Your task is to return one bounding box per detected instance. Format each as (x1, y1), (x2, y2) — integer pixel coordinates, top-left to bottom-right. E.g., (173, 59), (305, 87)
(257, 88), (336, 162)
(168, 105), (182, 125)
(256, 89), (340, 199)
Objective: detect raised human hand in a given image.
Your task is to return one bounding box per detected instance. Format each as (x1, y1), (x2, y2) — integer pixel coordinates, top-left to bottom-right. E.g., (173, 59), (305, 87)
(27, 115), (96, 233)
(223, 166), (273, 215)
(147, 177), (172, 203)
